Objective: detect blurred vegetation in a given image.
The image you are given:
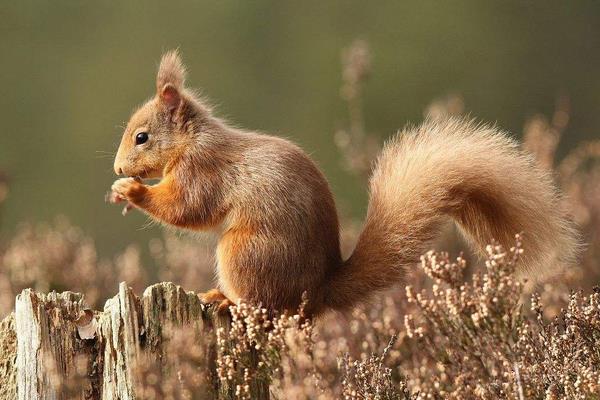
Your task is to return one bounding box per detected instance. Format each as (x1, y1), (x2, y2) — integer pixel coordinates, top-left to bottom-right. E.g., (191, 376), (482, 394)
(1, 1), (600, 259)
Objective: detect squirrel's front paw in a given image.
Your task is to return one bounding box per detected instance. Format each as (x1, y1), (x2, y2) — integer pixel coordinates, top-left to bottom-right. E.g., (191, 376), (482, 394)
(110, 177), (147, 204)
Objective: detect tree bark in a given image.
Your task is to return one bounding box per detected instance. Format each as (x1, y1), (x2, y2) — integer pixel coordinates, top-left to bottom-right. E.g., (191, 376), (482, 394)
(0, 282), (268, 400)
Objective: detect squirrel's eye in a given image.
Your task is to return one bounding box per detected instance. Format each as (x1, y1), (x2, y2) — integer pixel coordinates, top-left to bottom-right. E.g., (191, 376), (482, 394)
(135, 132), (149, 145)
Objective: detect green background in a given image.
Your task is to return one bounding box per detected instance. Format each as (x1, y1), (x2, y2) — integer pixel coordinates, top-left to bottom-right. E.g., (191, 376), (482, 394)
(1, 1), (599, 257)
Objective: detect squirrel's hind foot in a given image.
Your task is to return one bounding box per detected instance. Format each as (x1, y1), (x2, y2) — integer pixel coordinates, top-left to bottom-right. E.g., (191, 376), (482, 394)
(199, 288), (234, 313)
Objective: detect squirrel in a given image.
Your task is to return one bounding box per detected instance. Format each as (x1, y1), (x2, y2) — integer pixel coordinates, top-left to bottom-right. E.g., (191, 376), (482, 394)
(110, 50), (579, 316)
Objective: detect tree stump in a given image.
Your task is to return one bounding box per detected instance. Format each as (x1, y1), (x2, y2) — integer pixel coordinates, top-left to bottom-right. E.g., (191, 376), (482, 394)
(0, 282), (268, 400)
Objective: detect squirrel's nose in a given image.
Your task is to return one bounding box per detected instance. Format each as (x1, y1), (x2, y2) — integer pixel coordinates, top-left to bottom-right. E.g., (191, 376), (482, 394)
(114, 164), (123, 176)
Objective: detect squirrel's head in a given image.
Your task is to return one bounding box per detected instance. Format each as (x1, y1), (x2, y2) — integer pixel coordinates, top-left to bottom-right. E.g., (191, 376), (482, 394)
(114, 50), (210, 178)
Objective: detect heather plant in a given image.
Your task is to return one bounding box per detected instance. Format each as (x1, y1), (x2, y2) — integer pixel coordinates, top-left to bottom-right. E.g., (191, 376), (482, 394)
(114, 234), (600, 399)
(0, 218), (150, 317)
(522, 96), (600, 317)
(403, 239), (526, 398)
(338, 335), (414, 400)
(0, 220), (216, 319)
(132, 325), (214, 400)
(334, 39), (379, 179)
(215, 299), (318, 399)
(403, 237), (600, 399)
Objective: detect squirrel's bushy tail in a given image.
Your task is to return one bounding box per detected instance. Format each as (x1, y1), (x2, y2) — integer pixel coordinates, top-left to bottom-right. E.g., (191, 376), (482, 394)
(325, 118), (579, 312)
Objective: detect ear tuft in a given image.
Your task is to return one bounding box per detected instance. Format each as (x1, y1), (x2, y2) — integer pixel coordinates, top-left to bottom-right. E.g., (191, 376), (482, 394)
(156, 49), (186, 93)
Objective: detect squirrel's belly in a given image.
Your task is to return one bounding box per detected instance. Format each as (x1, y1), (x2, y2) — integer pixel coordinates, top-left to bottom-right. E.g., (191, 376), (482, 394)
(215, 226), (329, 311)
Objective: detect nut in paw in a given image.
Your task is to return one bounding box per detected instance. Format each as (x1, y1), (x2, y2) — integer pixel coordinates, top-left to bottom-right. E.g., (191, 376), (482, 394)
(110, 177), (146, 203)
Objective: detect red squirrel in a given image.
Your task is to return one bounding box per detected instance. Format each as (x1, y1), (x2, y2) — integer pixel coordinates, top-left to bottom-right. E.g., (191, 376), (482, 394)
(109, 51), (578, 316)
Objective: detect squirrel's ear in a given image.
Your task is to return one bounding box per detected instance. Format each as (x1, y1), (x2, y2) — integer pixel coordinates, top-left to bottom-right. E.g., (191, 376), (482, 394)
(159, 83), (181, 111)
(156, 50), (186, 110)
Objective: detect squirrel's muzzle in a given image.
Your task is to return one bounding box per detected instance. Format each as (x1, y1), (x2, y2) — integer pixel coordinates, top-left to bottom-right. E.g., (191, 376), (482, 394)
(113, 150), (126, 175)
(113, 159), (125, 175)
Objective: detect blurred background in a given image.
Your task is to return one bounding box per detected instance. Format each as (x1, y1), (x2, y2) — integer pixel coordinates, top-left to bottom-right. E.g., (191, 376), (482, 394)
(1, 1), (599, 314)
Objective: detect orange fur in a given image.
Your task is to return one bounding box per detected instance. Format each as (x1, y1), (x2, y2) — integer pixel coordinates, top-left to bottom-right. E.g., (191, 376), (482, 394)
(111, 51), (580, 316)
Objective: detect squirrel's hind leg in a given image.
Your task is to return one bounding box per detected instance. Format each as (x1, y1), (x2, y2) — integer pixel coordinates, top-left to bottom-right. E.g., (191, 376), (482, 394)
(199, 288), (234, 313)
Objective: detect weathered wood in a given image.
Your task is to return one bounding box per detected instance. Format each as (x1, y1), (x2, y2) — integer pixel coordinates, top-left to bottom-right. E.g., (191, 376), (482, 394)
(15, 290), (90, 400)
(0, 282), (268, 400)
(0, 314), (16, 399)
